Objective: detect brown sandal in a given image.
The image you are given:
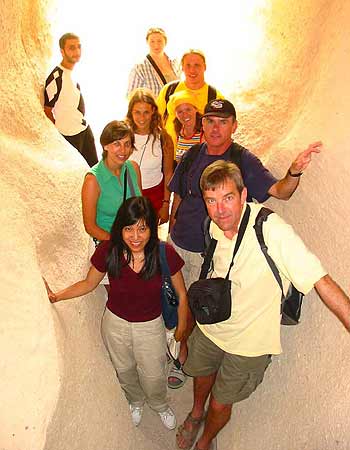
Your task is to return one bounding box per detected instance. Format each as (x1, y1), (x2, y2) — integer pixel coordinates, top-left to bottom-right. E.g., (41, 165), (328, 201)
(176, 413), (204, 450)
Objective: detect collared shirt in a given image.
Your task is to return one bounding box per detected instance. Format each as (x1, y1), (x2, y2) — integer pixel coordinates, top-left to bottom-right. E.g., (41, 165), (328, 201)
(127, 56), (180, 98)
(198, 203), (327, 357)
(88, 160), (141, 232)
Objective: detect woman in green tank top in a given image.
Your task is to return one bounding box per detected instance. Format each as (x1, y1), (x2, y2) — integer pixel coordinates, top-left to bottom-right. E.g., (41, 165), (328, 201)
(82, 120), (142, 241)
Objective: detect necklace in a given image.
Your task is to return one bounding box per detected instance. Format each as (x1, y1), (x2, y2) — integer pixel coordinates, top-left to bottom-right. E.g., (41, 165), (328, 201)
(136, 134), (151, 168)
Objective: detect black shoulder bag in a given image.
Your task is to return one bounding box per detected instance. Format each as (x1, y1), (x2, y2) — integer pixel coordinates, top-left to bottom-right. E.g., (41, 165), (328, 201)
(188, 205), (251, 324)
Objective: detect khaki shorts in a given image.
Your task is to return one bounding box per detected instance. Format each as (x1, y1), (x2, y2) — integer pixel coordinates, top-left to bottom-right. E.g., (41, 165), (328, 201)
(183, 326), (271, 405)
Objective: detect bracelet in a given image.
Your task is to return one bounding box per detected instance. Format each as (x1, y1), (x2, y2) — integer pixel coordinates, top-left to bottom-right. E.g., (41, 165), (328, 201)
(288, 168), (303, 178)
(162, 199), (170, 203)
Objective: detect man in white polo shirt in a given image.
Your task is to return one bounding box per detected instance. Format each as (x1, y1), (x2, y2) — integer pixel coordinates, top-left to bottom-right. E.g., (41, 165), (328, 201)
(176, 160), (350, 450)
(44, 33), (98, 167)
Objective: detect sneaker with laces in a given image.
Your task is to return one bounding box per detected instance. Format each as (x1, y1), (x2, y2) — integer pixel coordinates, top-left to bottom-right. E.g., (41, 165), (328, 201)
(158, 406), (177, 430)
(129, 404), (143, 427)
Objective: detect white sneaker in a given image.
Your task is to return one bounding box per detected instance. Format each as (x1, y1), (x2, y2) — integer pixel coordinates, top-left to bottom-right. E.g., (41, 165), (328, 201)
(158, 406), (177, 430)
(129, 404), (143, 427)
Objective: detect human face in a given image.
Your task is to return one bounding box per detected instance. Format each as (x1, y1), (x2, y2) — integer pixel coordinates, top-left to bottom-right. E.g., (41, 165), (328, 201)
(202, 116), (237, 154)
(122, 219), (151, 255)
(147, 33), (166, 56)
(203, 180), (247, 239)
(104, 135), (133, 168)
(131, 102), (154, 134)
(60, 38), (81, 68)
(175, 103), (197, 129)
(182, 54), (206, 89)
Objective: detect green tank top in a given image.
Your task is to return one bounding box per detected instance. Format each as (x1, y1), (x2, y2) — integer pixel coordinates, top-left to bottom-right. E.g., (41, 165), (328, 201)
(88, 160), (141, 232)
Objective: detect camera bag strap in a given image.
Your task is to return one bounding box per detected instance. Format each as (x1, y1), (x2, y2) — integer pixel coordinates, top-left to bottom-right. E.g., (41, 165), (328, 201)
(200, 204), (251, 280)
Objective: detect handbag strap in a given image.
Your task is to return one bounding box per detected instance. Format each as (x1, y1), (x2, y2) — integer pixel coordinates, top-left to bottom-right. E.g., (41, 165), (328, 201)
(159, 241), (170, 280)
(123, 165), (136, 203)
(200, 204), (251, 280)
(146, 54), (167, 85)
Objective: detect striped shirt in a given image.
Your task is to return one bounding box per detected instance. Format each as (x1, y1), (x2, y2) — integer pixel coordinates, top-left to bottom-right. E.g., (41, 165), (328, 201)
(176, 131), (202, 162)
(127, 56), (180, 97)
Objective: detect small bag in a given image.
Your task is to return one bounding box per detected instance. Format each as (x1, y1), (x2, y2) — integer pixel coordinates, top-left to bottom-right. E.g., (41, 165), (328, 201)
(254, 207), (304, 325)
(159, 241), (178, 329)
(188, 205), (251, 325)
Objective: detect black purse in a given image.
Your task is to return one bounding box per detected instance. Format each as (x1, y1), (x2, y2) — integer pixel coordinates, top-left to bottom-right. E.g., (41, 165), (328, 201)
(188, 206), (251, 325)
(159, 241), (179, 329)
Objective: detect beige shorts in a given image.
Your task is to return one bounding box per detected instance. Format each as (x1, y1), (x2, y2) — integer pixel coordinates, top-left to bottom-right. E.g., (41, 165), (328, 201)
(184, 326), (272, 405)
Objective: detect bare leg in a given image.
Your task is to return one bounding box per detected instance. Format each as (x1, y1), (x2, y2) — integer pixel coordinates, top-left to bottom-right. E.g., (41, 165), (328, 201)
(196, 394), (232, 450)
(177, 373), (217, 449)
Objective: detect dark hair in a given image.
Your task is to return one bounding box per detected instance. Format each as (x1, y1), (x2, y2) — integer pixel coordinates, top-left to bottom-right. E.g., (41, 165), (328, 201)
(126, 88), (163, 154)
(59, 33), (79, 49)
(174, 112), (203, 136)
(100, 120), (135, 160)
(106, 197), (159, 280)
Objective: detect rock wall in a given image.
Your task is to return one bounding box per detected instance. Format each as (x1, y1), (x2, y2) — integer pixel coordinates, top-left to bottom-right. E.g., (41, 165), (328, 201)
(0, 0), (349, 449)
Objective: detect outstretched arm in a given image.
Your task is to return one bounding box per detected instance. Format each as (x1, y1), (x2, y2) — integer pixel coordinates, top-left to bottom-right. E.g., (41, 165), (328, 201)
(43, 266), (105, 303)
(314, 274), (350, 332)
(268, 141), (322, 200)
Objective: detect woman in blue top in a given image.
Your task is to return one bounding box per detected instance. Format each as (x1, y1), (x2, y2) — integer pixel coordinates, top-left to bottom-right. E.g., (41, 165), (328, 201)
(82, 120), (142, 241)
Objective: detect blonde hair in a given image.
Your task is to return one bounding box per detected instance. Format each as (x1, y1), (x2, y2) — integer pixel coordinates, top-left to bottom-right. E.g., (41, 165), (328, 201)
(146, 27), (167, 44)
(181, 49), (206, 66)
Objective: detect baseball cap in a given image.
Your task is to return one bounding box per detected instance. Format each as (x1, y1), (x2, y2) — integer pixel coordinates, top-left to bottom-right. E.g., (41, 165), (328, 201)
(203, 99), (236, 119)
(167, 91), (198, 117)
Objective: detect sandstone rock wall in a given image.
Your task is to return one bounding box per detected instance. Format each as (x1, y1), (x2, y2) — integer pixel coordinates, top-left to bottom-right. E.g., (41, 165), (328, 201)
(1, 0), (349, 449)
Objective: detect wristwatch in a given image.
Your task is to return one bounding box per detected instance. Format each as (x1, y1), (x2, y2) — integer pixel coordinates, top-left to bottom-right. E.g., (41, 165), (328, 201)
(288, 169), (303, 177)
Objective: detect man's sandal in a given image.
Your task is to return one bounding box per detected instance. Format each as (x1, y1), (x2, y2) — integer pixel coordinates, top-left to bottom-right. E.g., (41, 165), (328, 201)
(168, 359), (187, 389)
(194, 436), (217, 450)
(176, 413), (204, 450)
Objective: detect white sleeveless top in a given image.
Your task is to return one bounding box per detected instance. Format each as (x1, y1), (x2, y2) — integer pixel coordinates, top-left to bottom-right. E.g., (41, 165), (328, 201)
(130, 134), (163, 189)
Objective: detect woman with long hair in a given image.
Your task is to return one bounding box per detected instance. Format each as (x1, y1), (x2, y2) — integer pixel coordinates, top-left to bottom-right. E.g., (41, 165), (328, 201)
(45, 196), (188, 429)
(126, 88), (174, 224)
(81, 120), (142, 242)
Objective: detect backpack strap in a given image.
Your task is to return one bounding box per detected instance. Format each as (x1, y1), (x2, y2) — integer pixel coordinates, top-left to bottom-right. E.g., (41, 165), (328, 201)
(146, 54), (167, 85)
(254, 207), (284, 295)
(163, 81), (180, 122)
(207, 85), (217, 102)
(227, 142), (243, 169)
(178, 143), (203, 198)
(202, 215), (212, 254)
(159, 241), (171, 279)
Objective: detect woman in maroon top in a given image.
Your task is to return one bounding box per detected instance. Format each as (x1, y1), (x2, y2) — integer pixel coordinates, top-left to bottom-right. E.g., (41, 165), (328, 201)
(45, 196), (188, 430)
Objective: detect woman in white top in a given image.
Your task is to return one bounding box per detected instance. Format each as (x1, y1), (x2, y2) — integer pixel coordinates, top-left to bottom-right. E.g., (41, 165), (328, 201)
(127, 88), (174, 224)
(127, 27), (180, 97)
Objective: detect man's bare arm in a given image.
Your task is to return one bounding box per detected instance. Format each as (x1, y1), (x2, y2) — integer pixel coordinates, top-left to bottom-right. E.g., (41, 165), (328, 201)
(315, 274), (350, 332)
